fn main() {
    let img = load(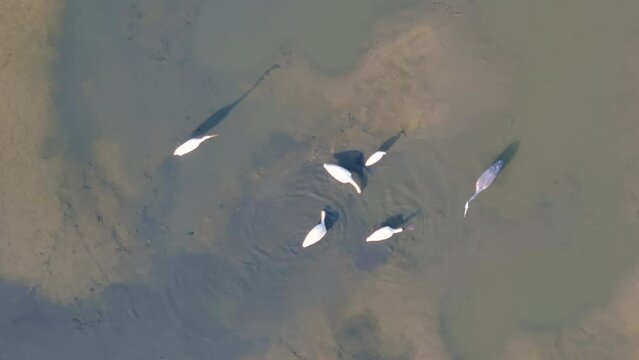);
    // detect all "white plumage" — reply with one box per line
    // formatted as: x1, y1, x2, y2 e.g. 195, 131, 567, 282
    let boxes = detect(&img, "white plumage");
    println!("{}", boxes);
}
366, 226, 404, 242
302, 210, 327, 248
173, 135, 217, 156
323, 163, 361, 194
364, 151, 386, 167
